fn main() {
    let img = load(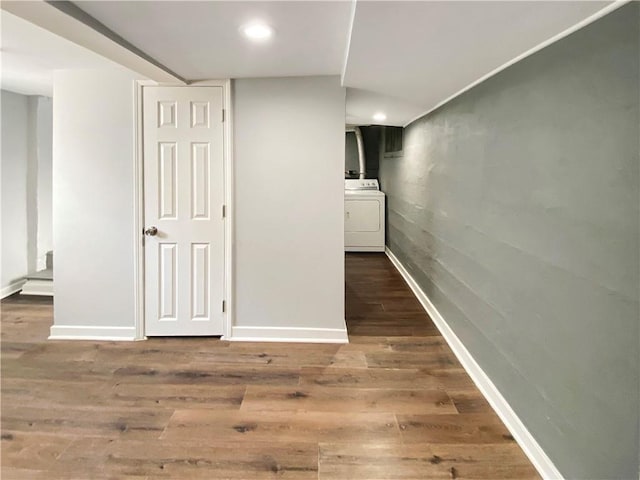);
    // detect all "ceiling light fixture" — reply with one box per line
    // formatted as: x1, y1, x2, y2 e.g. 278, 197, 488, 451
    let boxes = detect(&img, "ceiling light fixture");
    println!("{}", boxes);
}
373, 112, 387, 122
241, 22, 274, 41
